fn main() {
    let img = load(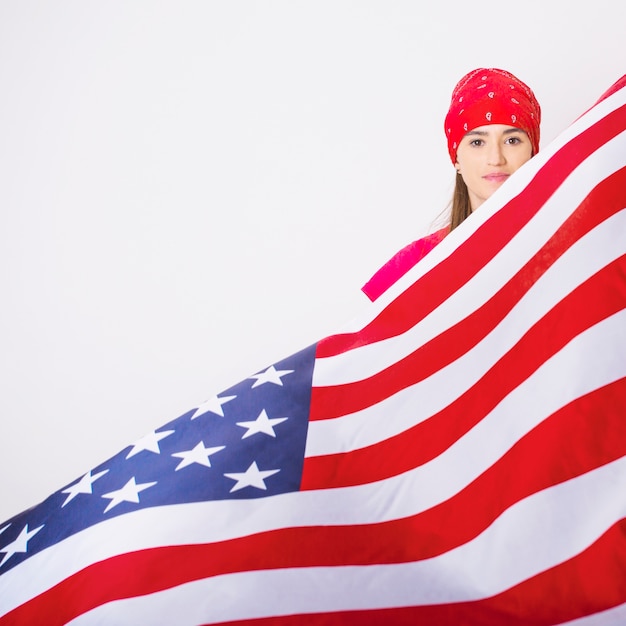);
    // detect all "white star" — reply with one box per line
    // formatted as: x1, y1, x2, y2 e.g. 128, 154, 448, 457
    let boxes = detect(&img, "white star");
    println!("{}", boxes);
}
236, 409, 288, 439
171, 441, 226, 471
0, 524, 44, 567
224, 461, 280, 493
248, 365, 294, 388
101, 477, 157, 513
126, 429, 175, 459
61, 469, 109, 507
191, 394, 236, 419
